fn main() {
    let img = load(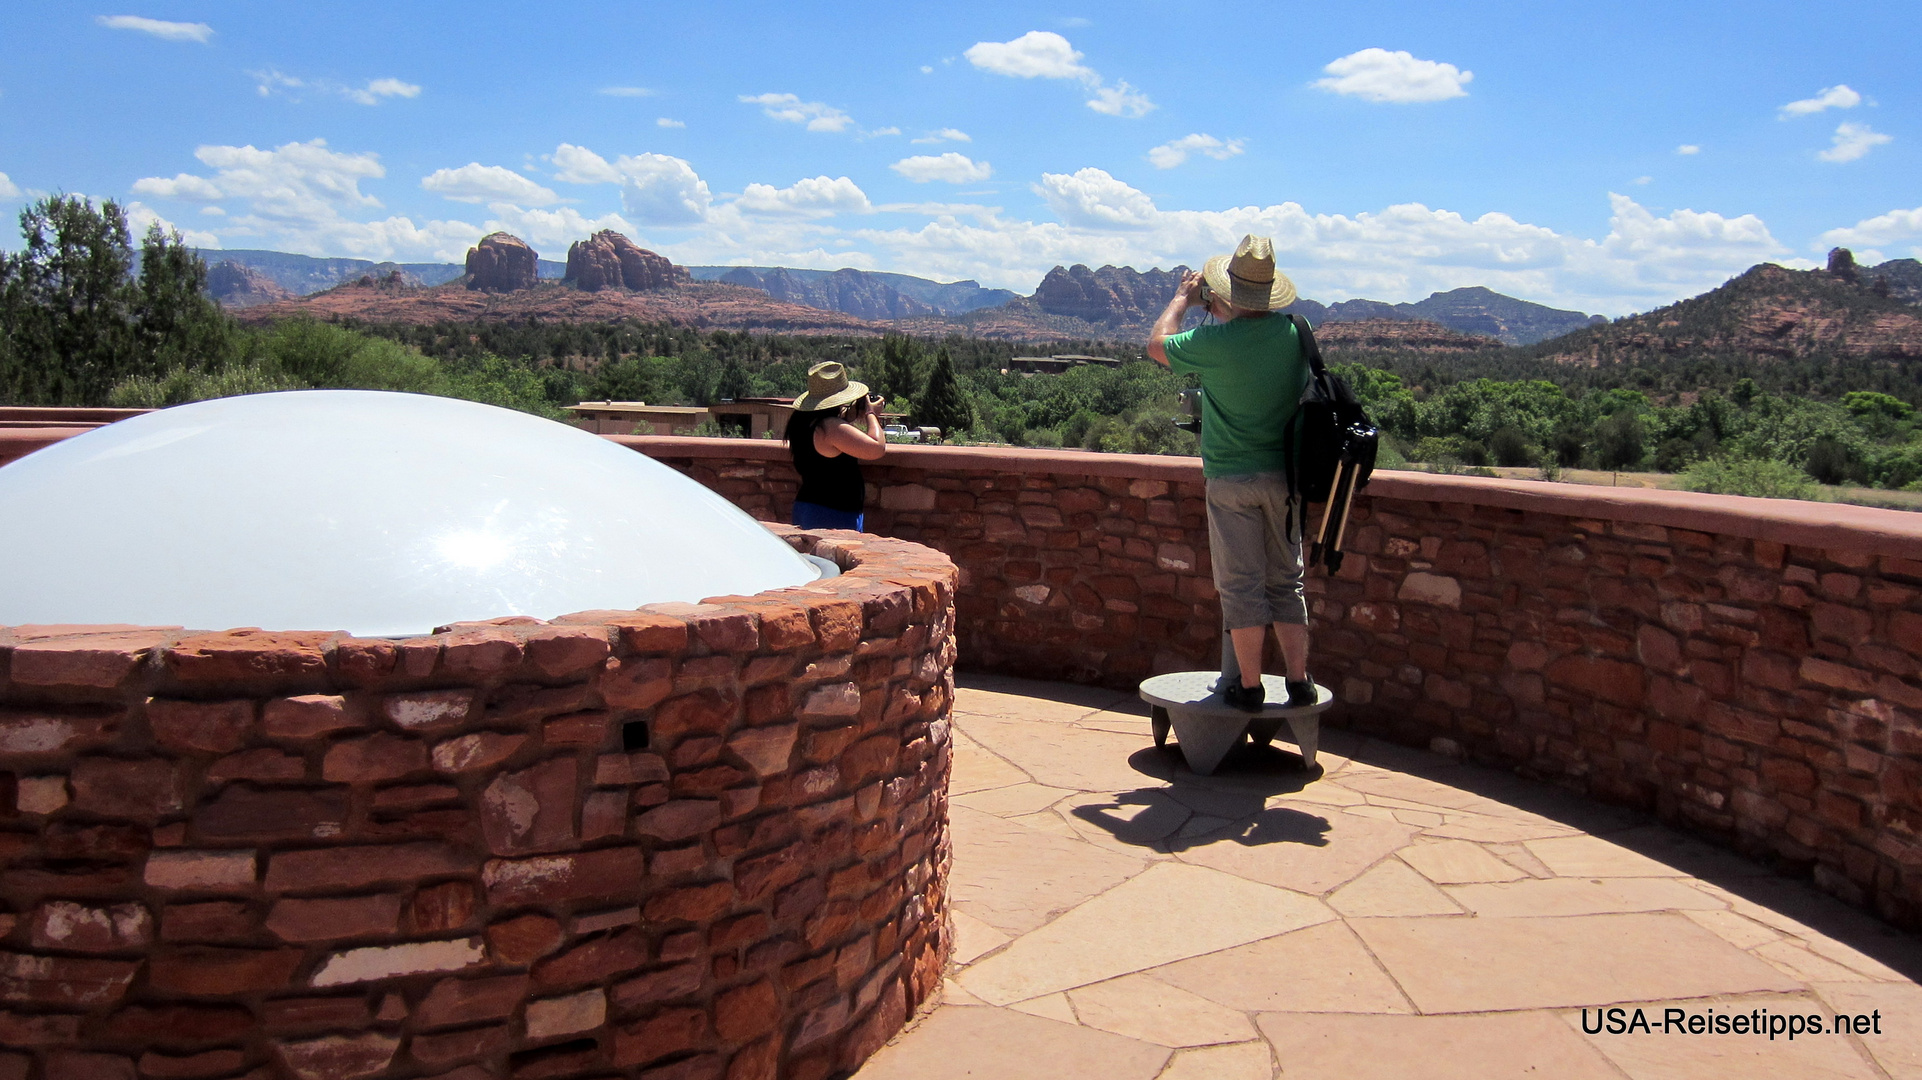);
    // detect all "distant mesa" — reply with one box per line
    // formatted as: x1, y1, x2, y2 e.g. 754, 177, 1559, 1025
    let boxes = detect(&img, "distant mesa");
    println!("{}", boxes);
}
718, 266, 935, 320
205, 260, 294, 309
1033, 264, 1192, 326
565, 230, 687, 292
465, 232, 540, 293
